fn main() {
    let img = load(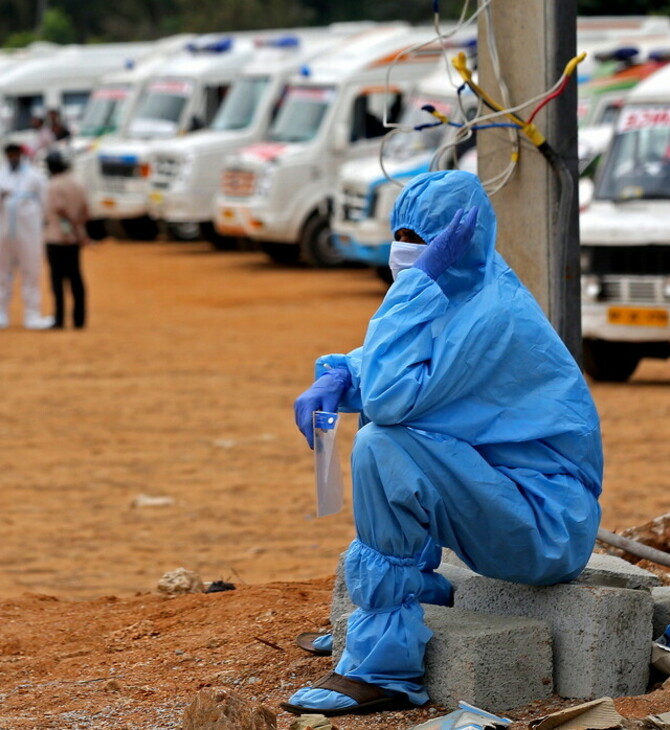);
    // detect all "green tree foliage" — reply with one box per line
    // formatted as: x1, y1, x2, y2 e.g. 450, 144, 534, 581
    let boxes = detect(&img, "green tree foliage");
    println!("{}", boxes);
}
4, 30, 39, 49
41, 8, 76, 44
